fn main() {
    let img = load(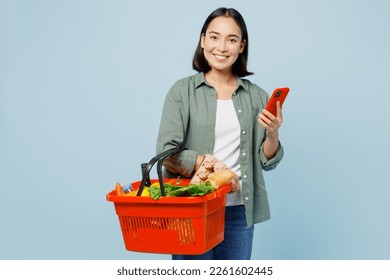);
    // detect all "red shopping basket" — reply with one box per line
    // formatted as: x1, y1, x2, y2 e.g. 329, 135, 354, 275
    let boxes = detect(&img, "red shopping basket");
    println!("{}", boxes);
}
106, 147, 231, 255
